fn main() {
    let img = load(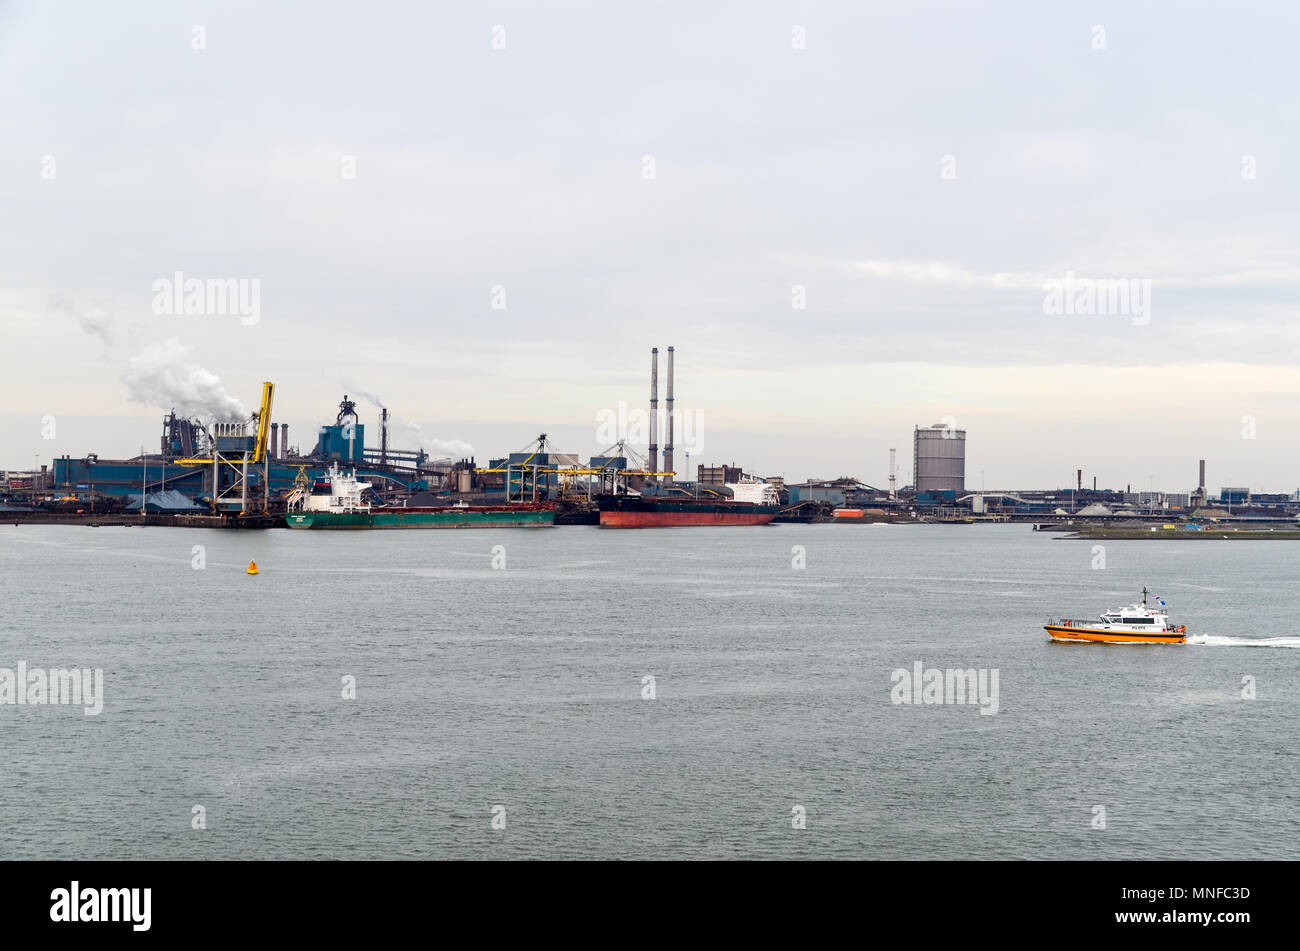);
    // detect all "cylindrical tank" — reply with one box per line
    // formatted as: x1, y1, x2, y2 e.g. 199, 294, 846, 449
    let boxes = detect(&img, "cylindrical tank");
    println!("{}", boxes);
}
913, 423, 966, 493
457, 469, 472, 493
